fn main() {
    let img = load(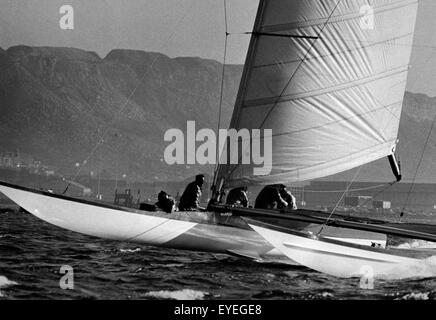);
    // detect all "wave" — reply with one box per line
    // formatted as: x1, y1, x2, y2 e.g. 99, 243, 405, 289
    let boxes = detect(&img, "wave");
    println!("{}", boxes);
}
144, 289, 208, 300
0, 275, 18, 298
394, 240, 436, 250
395, 292, 431, 300
378, 256, 436, 280
0, 276, 18, 288
119, 248, 142, 253
150, 263, 185, 268
0, 234, 17, 239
